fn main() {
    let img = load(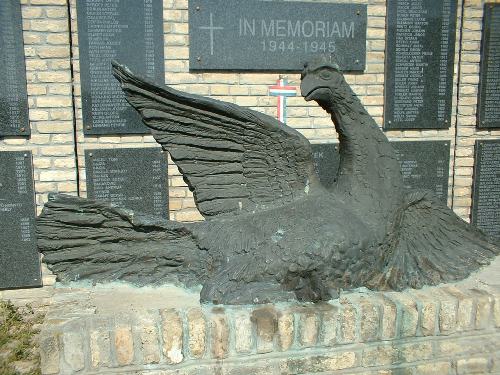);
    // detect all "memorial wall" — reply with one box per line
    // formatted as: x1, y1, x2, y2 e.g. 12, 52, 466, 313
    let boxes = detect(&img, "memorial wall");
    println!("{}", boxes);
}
0, 0, 499, 288
69, 0, 464, 223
